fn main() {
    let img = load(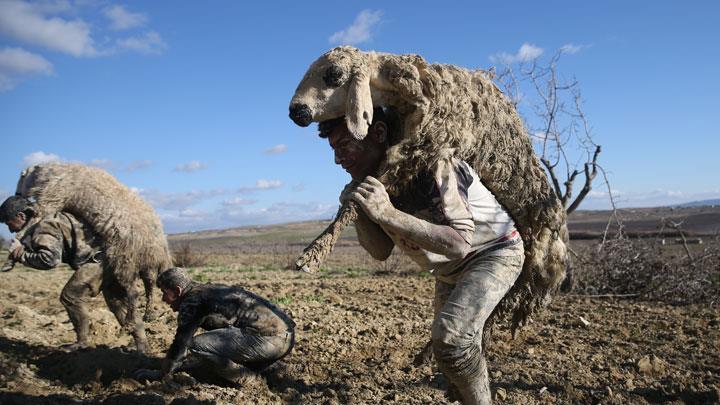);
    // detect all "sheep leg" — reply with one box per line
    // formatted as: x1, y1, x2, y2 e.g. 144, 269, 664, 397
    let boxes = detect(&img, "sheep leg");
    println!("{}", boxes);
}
103, 280, 148, 353
140, 267, 159, 322
294, 201, 359, 273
